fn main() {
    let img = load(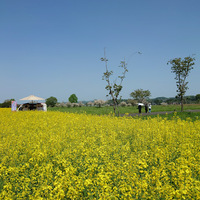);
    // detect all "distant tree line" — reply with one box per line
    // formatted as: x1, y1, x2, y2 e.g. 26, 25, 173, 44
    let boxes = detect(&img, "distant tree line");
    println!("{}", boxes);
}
126, 95, 200, 105
149, 95, 200, 105
1, 94, 200, 108
0, 99, 15, 108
